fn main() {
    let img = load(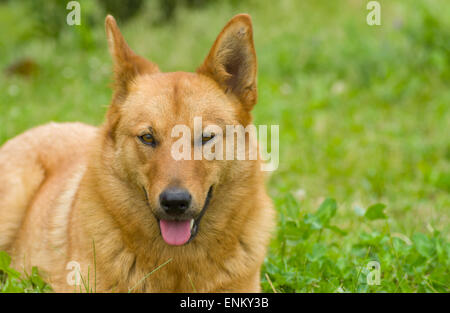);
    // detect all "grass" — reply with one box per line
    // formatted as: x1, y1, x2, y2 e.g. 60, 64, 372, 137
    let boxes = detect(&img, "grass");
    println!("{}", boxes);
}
0, 0, 449, 292
0, 251, 51, 293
